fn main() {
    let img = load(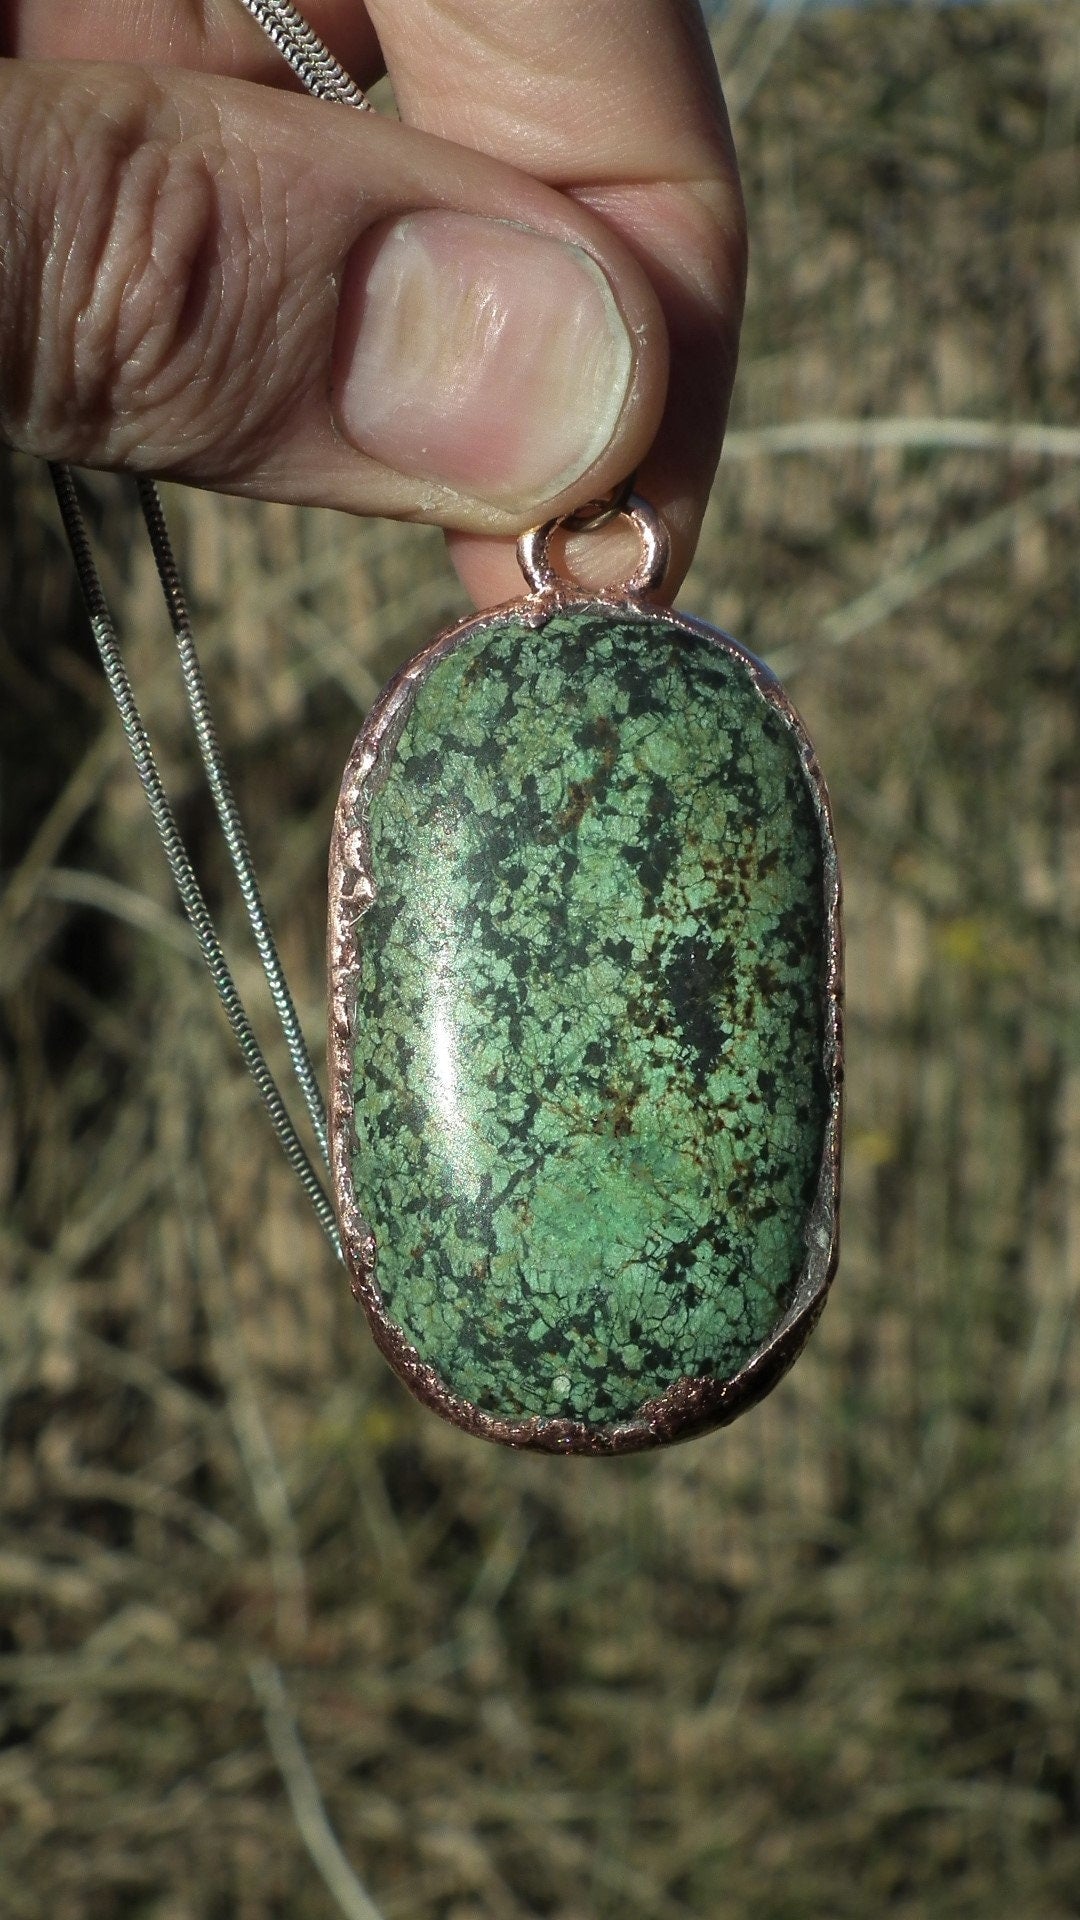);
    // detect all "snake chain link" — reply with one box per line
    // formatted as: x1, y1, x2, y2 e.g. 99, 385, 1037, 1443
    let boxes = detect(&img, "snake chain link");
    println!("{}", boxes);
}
135, 475, 331, 1168
52, 0, 372, 1253
50, 466, 343, 1259
234, 0, 371, 107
